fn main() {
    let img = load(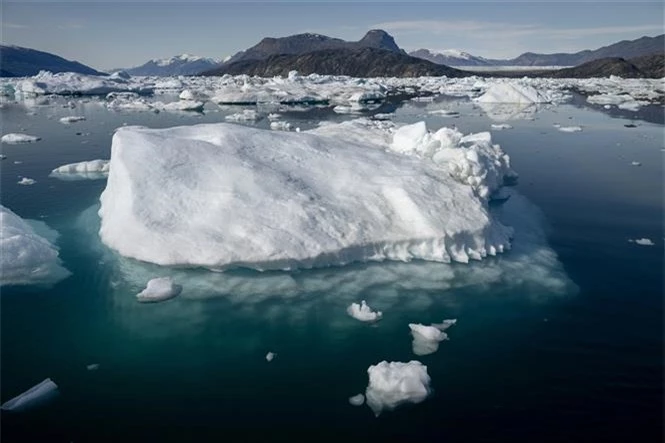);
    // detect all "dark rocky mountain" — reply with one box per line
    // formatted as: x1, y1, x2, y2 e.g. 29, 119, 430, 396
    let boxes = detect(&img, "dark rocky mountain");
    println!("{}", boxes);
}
502, 34, 664, 66
203, 47, 466, 78
0, 45, 104, 77
549, 57, 645, 78
629, 54, 665, 78
409, 48, 495, 67
122, 54, 220, 76
223, 29, 405, 65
